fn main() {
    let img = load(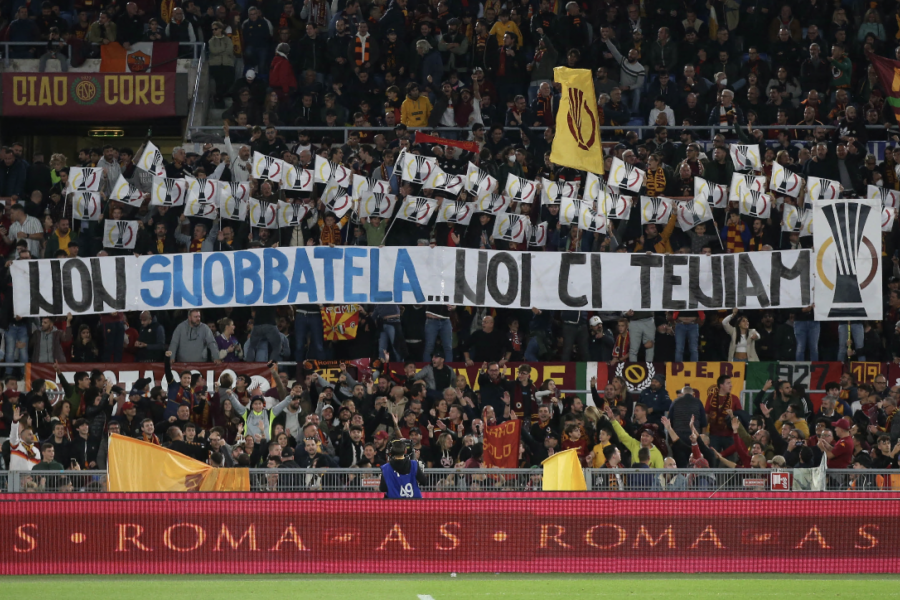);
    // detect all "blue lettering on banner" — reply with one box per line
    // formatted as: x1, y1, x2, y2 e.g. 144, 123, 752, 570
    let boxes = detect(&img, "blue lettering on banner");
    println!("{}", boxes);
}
140, 255, 172, 307
288, 248, 317, 302
234, 251, 262, 304
394, 249, 424, 303
369, 248, 392, 302
344, 247, 367, 303
203, 253, 234, 305
314, 246, 343, 302
173, 254, 203, 306
263, 248, 289, 304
